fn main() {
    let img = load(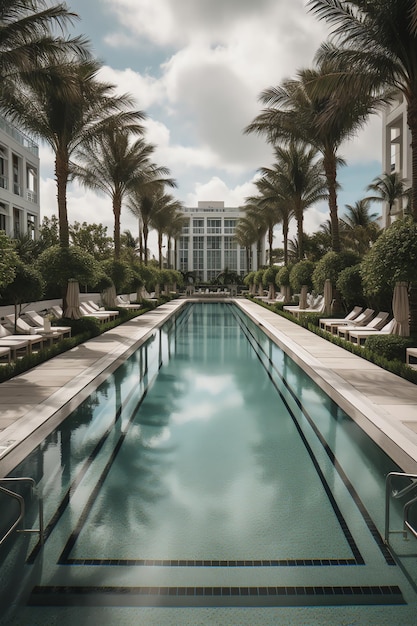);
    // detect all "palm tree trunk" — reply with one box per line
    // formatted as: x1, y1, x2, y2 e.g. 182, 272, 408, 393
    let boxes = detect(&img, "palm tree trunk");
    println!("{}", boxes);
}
296, 209, 304, 260
143, 223, 149, 265
407, 99, 417, 221
55, 150, 70, 249
158, 231, 163, 269
282, 216, 289, 266
324, 150, 341, 253
268, 226, 274, 266
113, 191, 122, 259
409, 283, 417, 336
